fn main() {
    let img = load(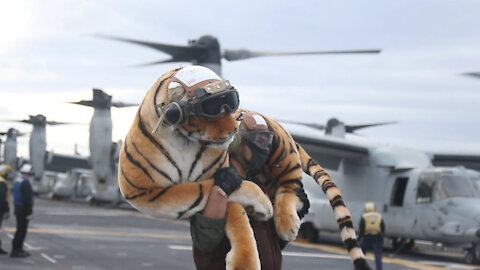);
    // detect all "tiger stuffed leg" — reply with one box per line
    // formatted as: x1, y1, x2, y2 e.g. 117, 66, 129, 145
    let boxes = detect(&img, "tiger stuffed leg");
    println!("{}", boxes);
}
118, 66, 273, 269
234, 111, 370, 270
